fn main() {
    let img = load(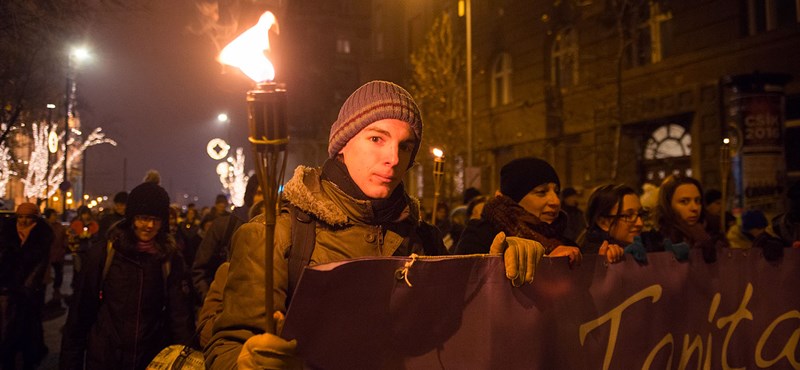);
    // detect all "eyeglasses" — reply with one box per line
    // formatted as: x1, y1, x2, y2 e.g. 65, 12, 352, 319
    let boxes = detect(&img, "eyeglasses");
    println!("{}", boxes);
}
605, 210, 648, 223
134, 215, 162, 224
